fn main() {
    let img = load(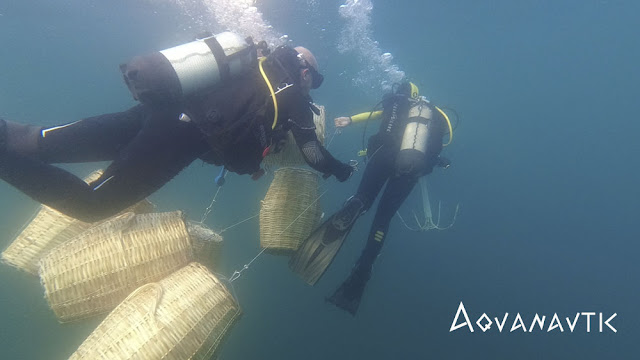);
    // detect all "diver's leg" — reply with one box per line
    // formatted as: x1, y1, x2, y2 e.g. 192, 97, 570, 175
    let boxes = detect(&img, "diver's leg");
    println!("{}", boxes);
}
360, 174, 418, 268
2, 105, 145, 161
1, 119, 41, 156
0, 106, 209, 222
327, 146, 395, 233
38, 105, 148, 163
328, 146, 395, 238
352, 145, 395, 210
328, 173, 418, 315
